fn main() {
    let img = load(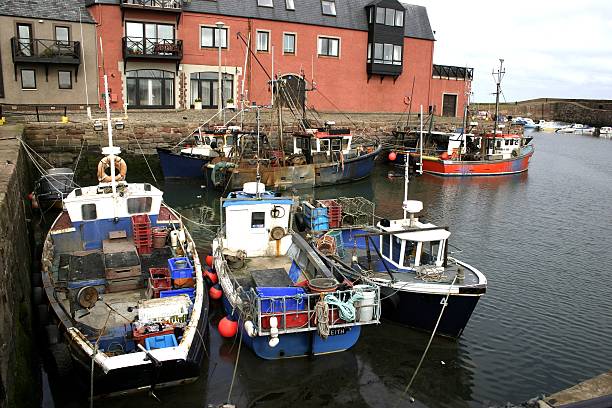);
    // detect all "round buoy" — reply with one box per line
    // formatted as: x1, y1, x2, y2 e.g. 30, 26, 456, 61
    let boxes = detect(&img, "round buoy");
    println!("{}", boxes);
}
27, 192, 34, 201
388, 152, 397, 161
209, 283, 223, 300
205, 255, 214, 267
218, 316, 238, 338
204, 270, 218, 284
439, 152, 450, 160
